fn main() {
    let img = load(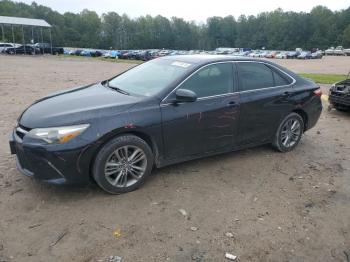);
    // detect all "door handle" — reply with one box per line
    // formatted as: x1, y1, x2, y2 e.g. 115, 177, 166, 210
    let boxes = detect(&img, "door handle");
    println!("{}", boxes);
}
283, 91, 291, 96
227, 101, 238, 107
